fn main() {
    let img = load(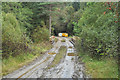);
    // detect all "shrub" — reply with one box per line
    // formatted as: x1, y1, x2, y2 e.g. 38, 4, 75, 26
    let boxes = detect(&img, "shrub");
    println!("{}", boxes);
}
31, 26, 49, 43
2, 12, 30, 58
74, 3, 118, 58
